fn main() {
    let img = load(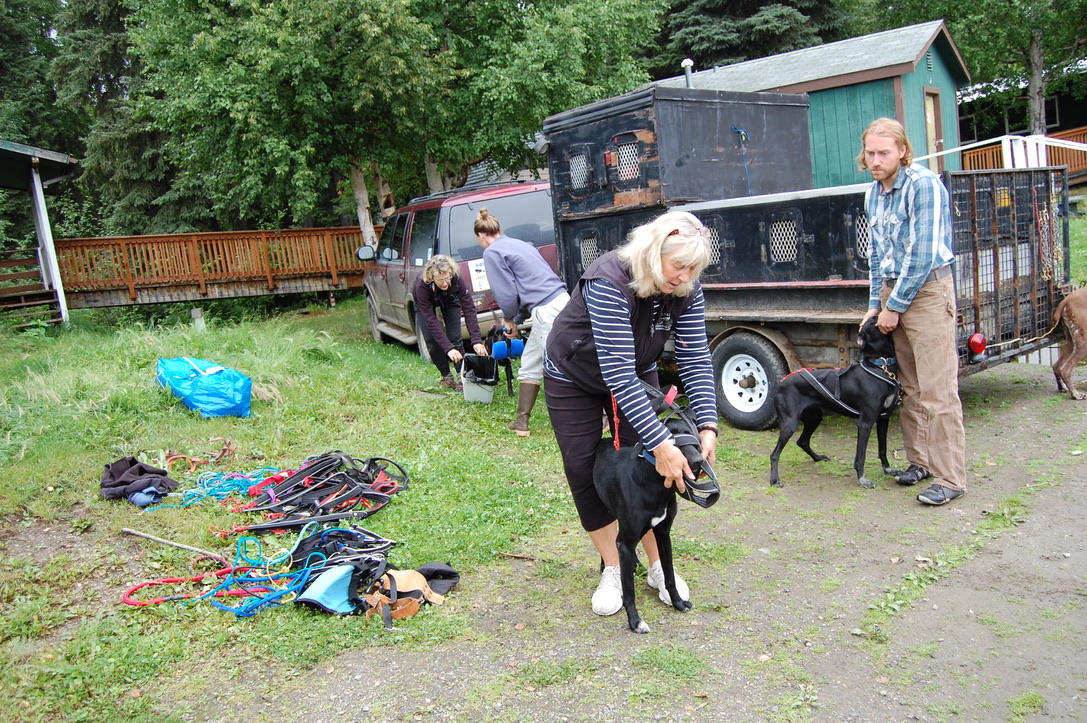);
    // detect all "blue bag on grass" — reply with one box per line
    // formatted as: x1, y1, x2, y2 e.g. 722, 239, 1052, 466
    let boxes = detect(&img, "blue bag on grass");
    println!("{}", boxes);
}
156, 357, 252, 418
